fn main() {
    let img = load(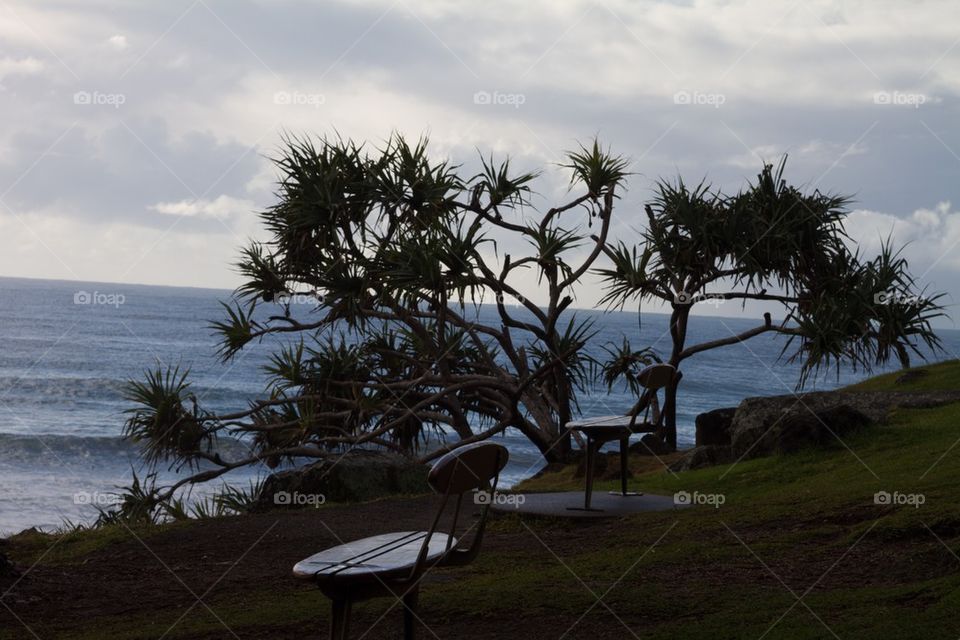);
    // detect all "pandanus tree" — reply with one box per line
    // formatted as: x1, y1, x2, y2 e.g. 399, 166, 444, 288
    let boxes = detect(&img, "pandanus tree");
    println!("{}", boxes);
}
597, 158, 944, 450
123, 134, 630, 500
